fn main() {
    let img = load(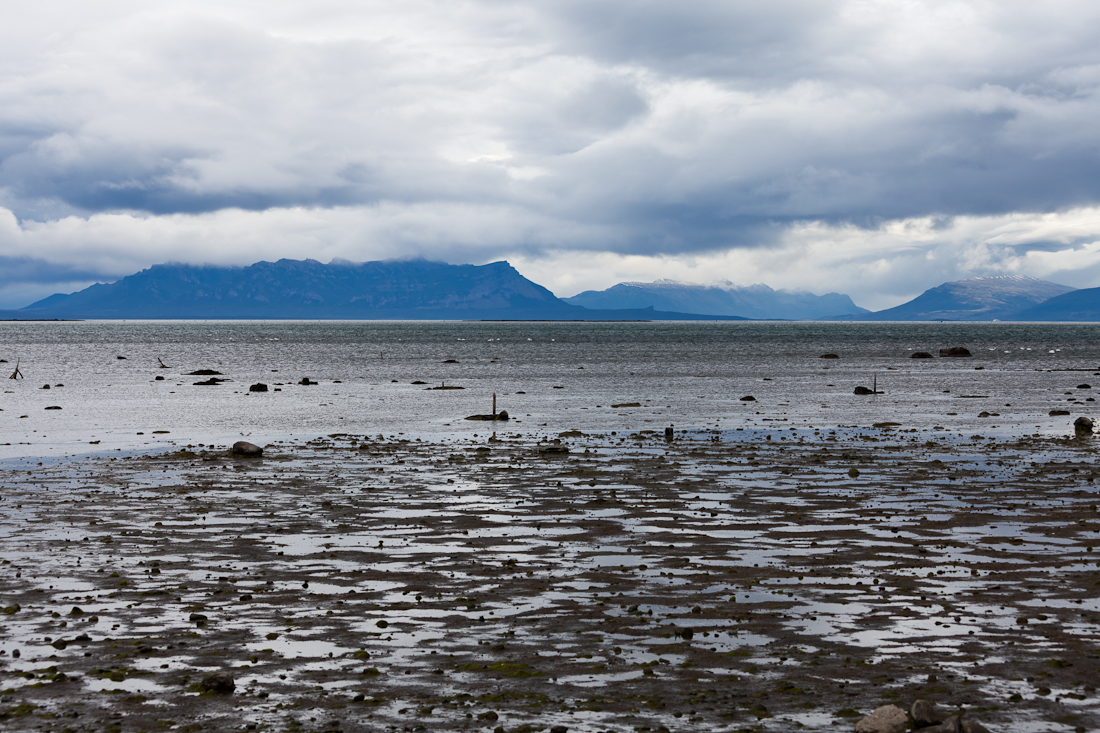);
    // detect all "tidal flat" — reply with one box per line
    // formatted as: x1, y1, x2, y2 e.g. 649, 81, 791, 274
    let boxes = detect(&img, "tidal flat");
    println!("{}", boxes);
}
1, 425, 1098, 733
